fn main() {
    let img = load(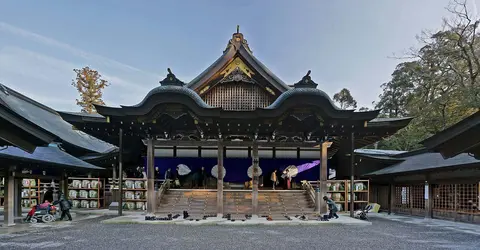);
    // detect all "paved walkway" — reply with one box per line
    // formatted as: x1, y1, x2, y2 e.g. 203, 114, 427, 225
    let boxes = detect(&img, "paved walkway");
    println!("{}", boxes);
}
370, 213, 480, 236
2, 215, 480, 249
